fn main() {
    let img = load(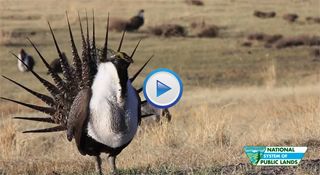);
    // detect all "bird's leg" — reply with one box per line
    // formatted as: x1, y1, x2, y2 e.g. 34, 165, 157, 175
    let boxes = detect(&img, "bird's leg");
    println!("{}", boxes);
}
108, 155, 117, 173
162, 109, 172, 122
95, 155, 103, 175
